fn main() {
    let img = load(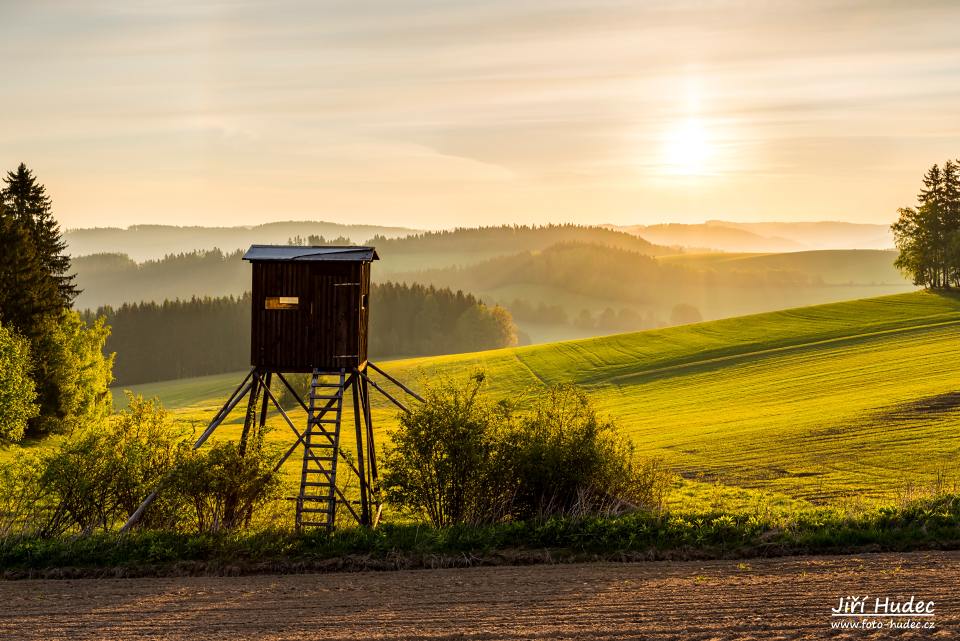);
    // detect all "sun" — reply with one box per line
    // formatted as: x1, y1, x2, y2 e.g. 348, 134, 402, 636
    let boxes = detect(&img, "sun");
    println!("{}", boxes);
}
661, 117, 713, 176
